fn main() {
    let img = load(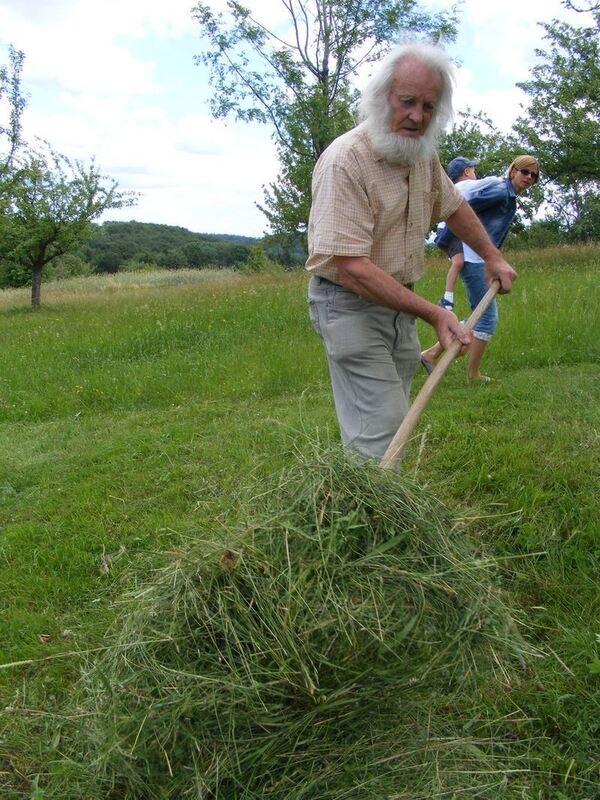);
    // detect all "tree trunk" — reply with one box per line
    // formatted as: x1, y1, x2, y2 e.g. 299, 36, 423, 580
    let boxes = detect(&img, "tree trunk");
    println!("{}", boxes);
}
31, 266, 43, 308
